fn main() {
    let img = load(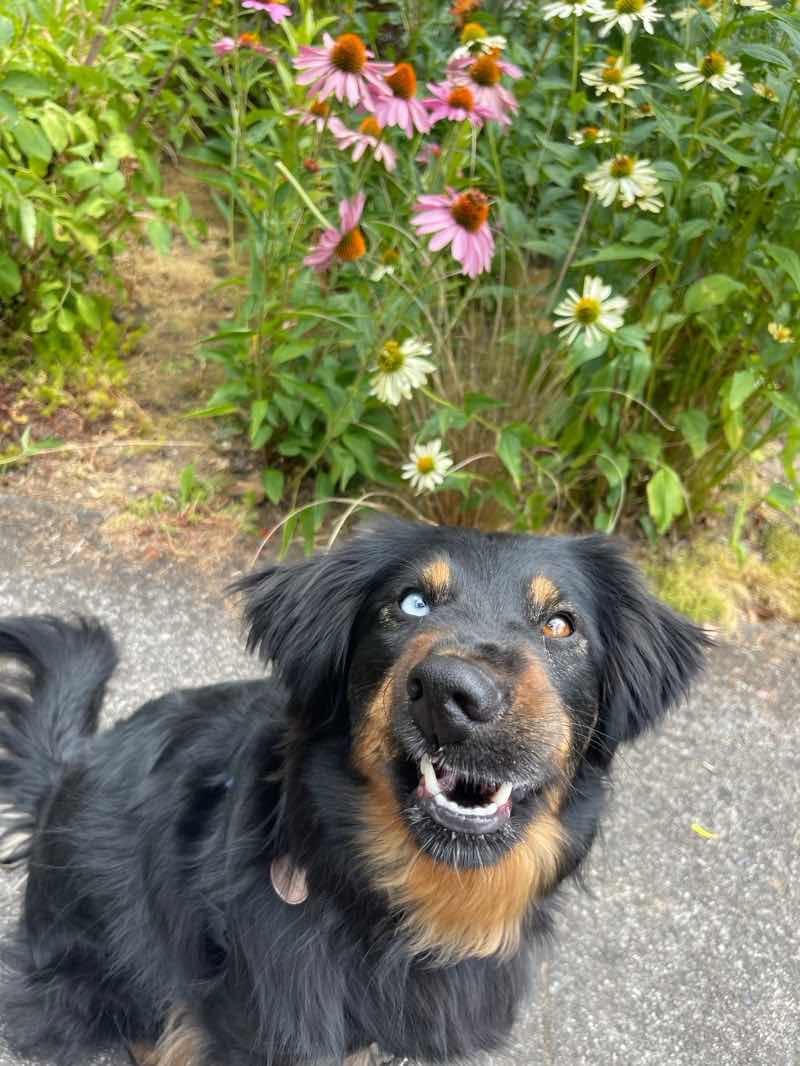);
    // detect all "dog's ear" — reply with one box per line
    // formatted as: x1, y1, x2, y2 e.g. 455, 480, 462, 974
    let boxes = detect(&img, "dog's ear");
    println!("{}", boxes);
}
233, 520, 418, 713
577, 536, 710, 748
